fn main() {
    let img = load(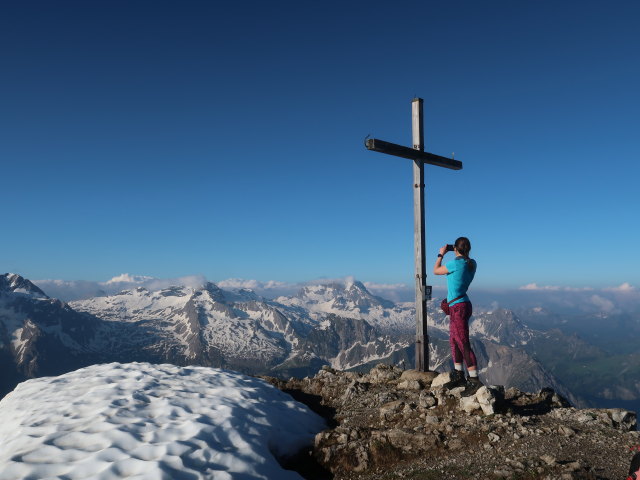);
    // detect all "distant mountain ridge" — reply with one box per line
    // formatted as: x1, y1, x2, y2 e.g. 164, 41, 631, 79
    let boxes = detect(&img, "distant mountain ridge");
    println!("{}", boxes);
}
0, 273, 604, 407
